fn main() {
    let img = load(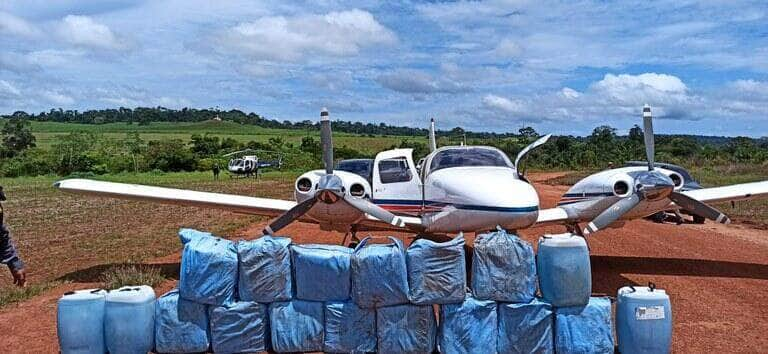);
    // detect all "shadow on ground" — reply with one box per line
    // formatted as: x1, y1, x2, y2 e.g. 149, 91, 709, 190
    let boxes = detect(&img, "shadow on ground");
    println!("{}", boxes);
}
56, 262, 180, 283
591, 255, 768, 294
